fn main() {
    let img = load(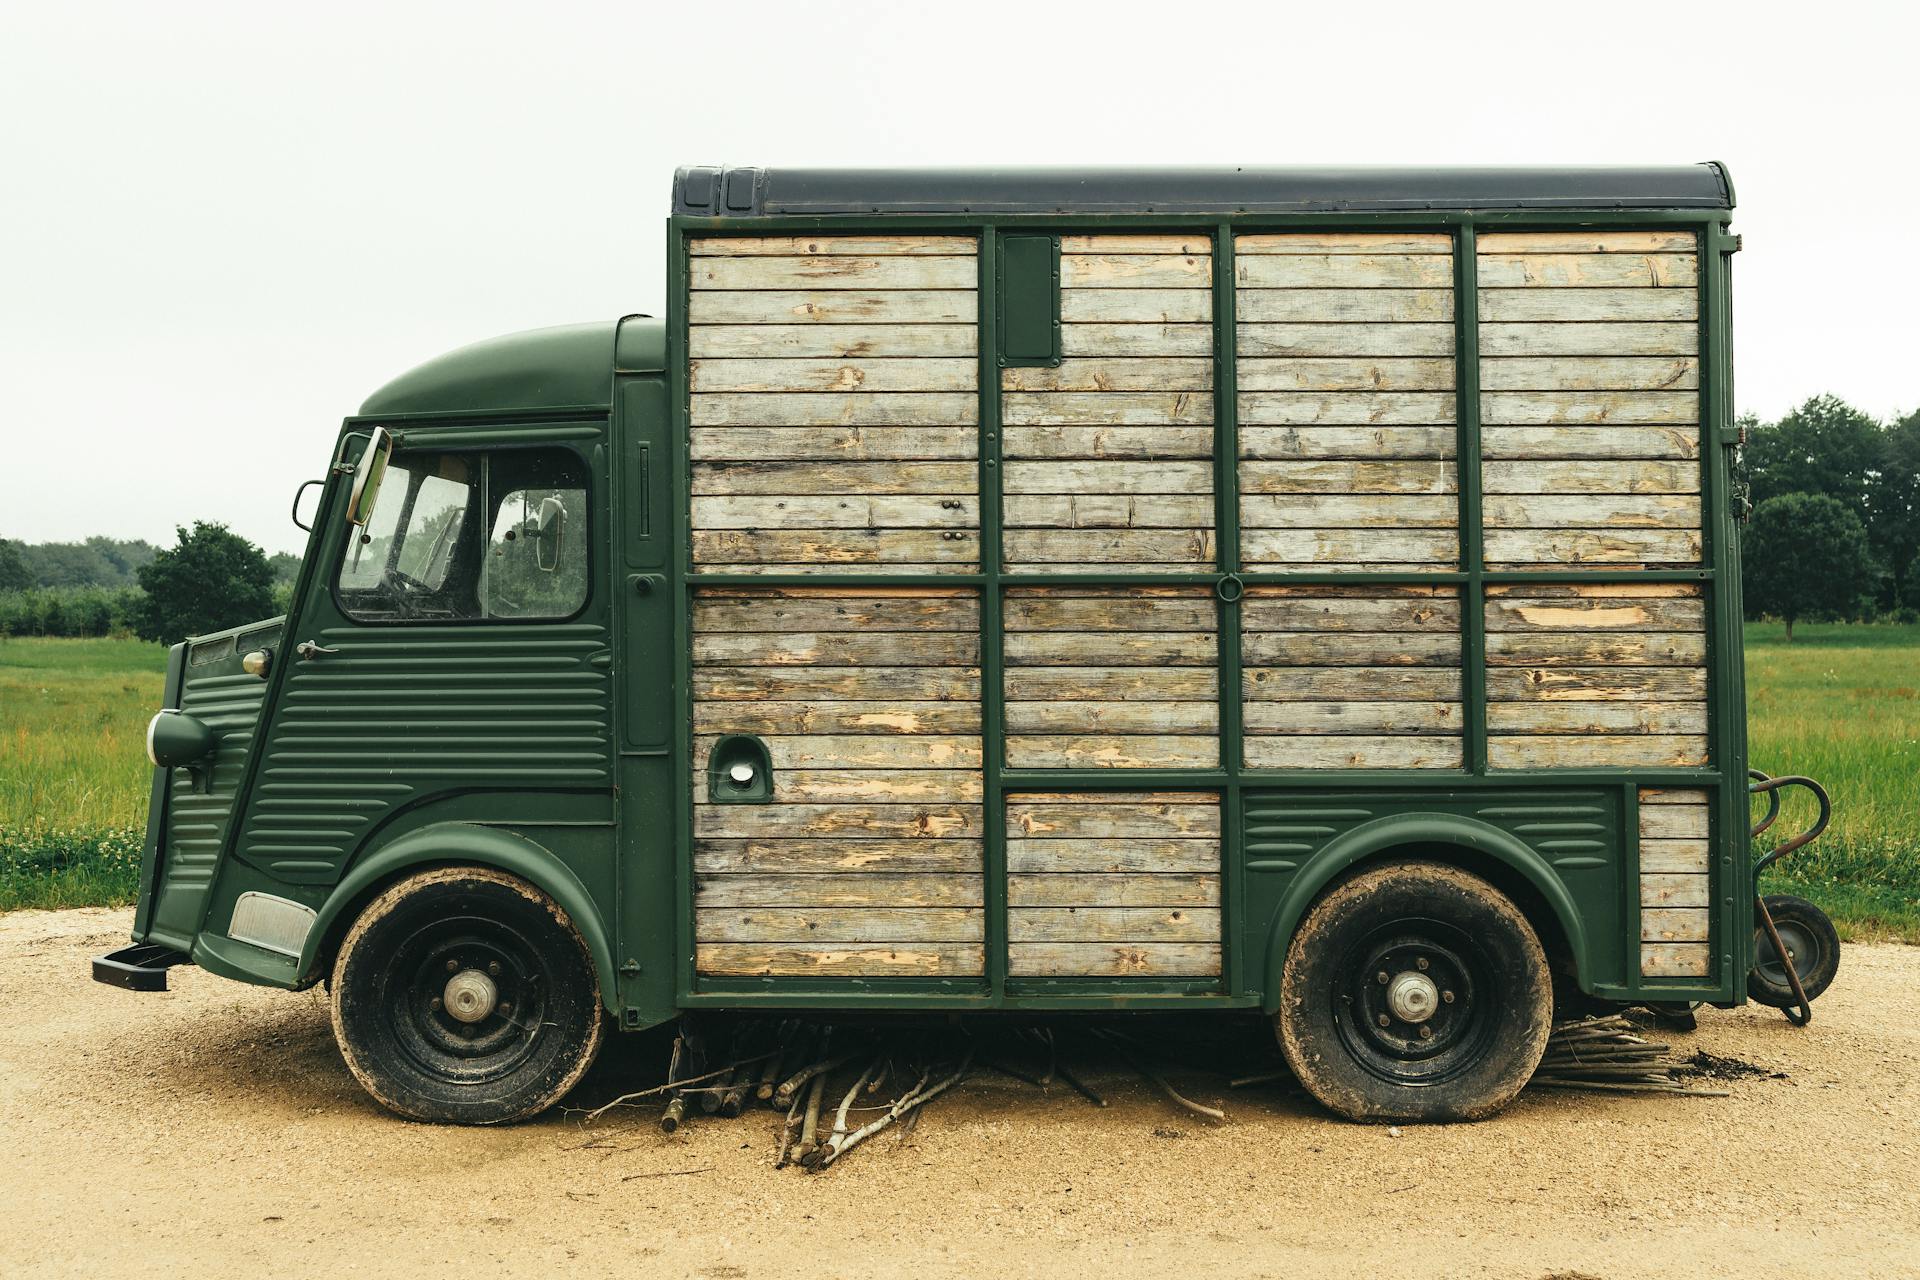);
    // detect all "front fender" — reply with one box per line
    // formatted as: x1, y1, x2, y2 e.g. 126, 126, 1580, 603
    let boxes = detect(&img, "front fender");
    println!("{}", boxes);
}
297, 822, 619, 1014
1260, 812, 1592, 1013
